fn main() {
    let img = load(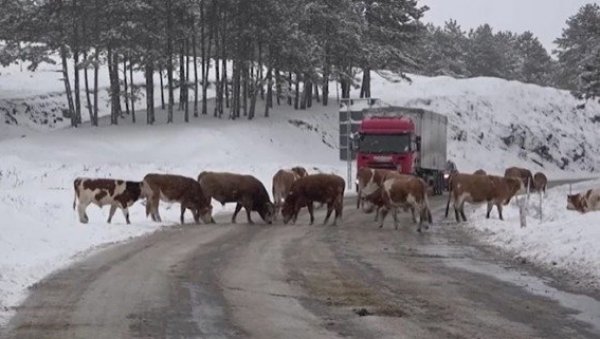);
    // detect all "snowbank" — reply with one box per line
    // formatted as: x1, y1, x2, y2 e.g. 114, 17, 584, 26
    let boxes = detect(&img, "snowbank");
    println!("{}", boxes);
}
463, 180, 600, 285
